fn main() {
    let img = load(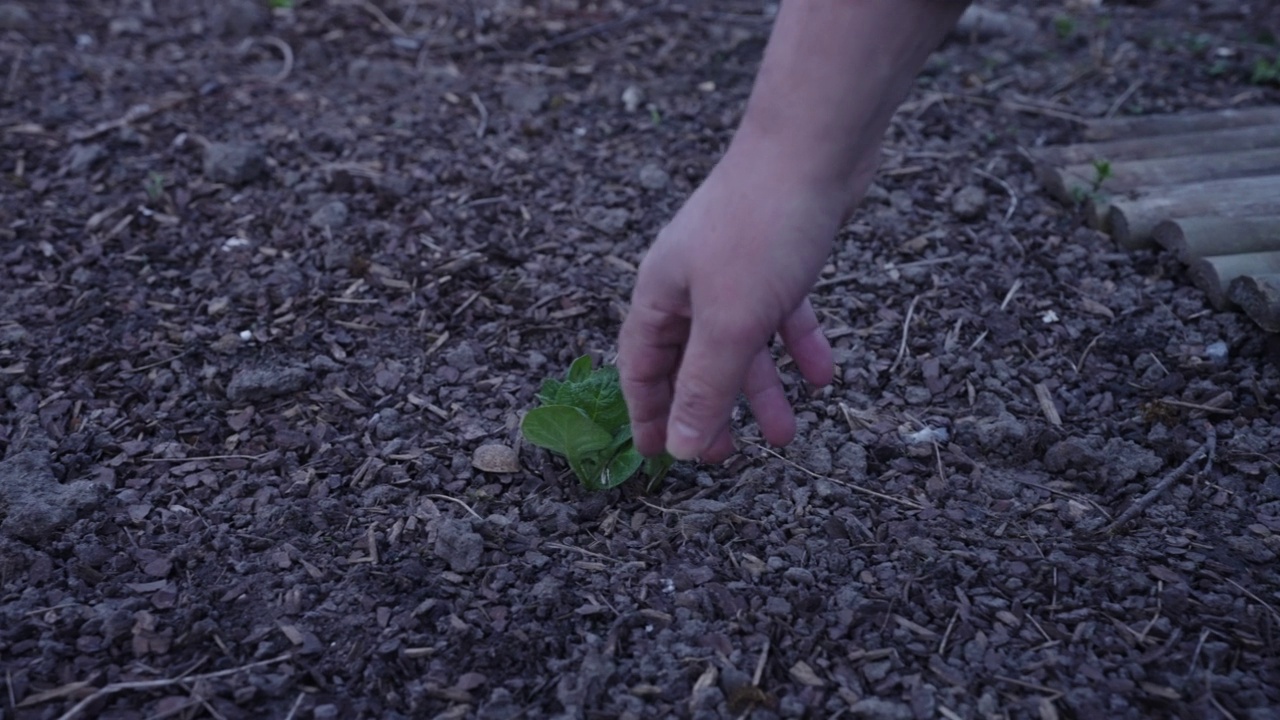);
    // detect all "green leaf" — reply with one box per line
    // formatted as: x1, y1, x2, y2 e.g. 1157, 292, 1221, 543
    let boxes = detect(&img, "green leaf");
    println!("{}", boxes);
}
569, 454, 606, 490
643, 453, 674, 484
531, 358, 629, 434
520, 405, 612, 459
599, 444, 645, 489
566, 354, 594, 383
558, 366, 630, 433
536, 377, 564, 405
